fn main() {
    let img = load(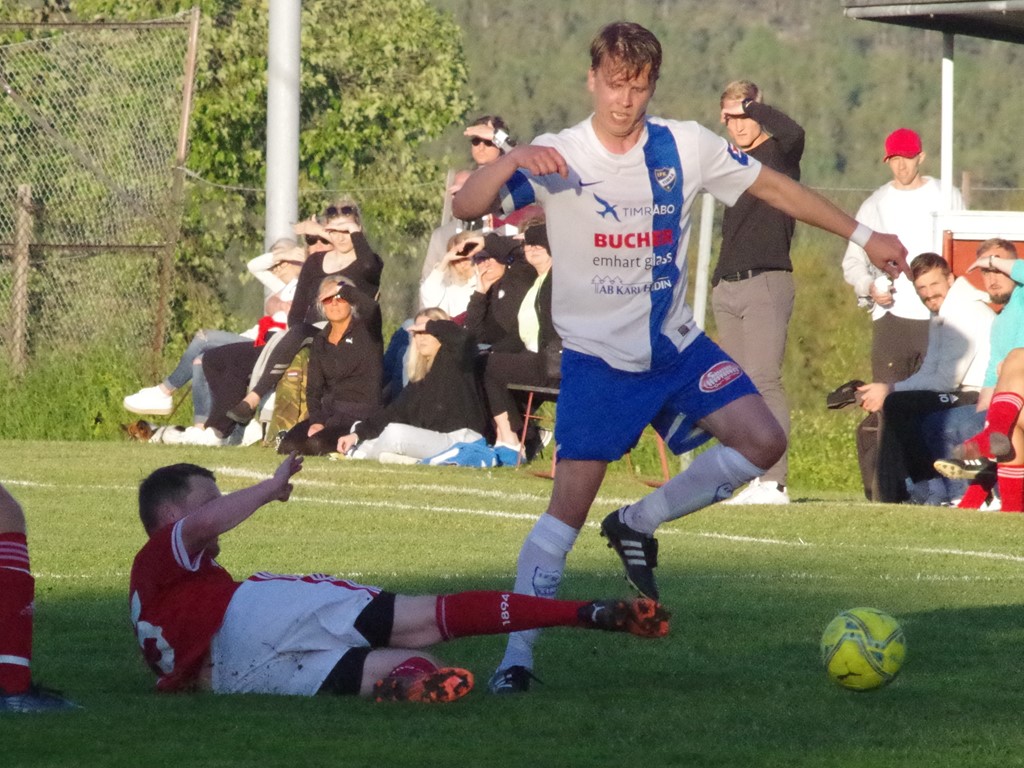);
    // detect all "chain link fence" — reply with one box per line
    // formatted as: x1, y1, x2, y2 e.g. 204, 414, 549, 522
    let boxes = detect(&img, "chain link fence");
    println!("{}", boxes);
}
0, 12, 197, 376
